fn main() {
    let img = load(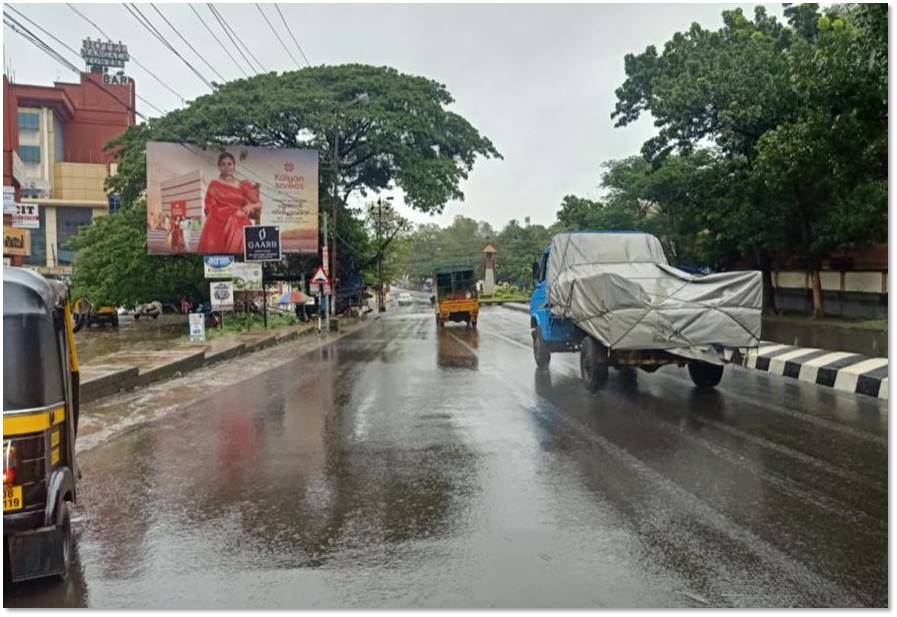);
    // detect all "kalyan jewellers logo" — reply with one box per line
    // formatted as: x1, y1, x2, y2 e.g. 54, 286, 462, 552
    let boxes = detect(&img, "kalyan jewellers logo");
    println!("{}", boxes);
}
275, 160, 303, 190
